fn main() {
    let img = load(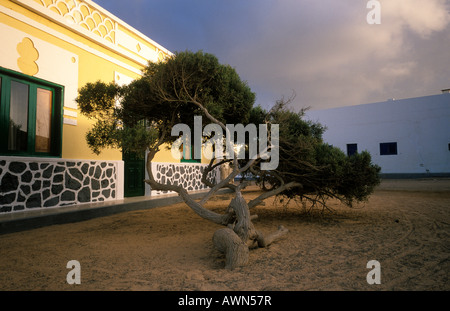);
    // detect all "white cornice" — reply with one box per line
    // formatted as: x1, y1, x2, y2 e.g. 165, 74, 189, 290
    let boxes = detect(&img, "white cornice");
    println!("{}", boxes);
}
83, 0, 171, 55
